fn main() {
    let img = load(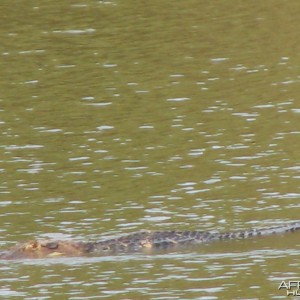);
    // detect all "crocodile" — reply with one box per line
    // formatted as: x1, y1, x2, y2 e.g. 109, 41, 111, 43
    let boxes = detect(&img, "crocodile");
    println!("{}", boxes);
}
1, 221, 300, 259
